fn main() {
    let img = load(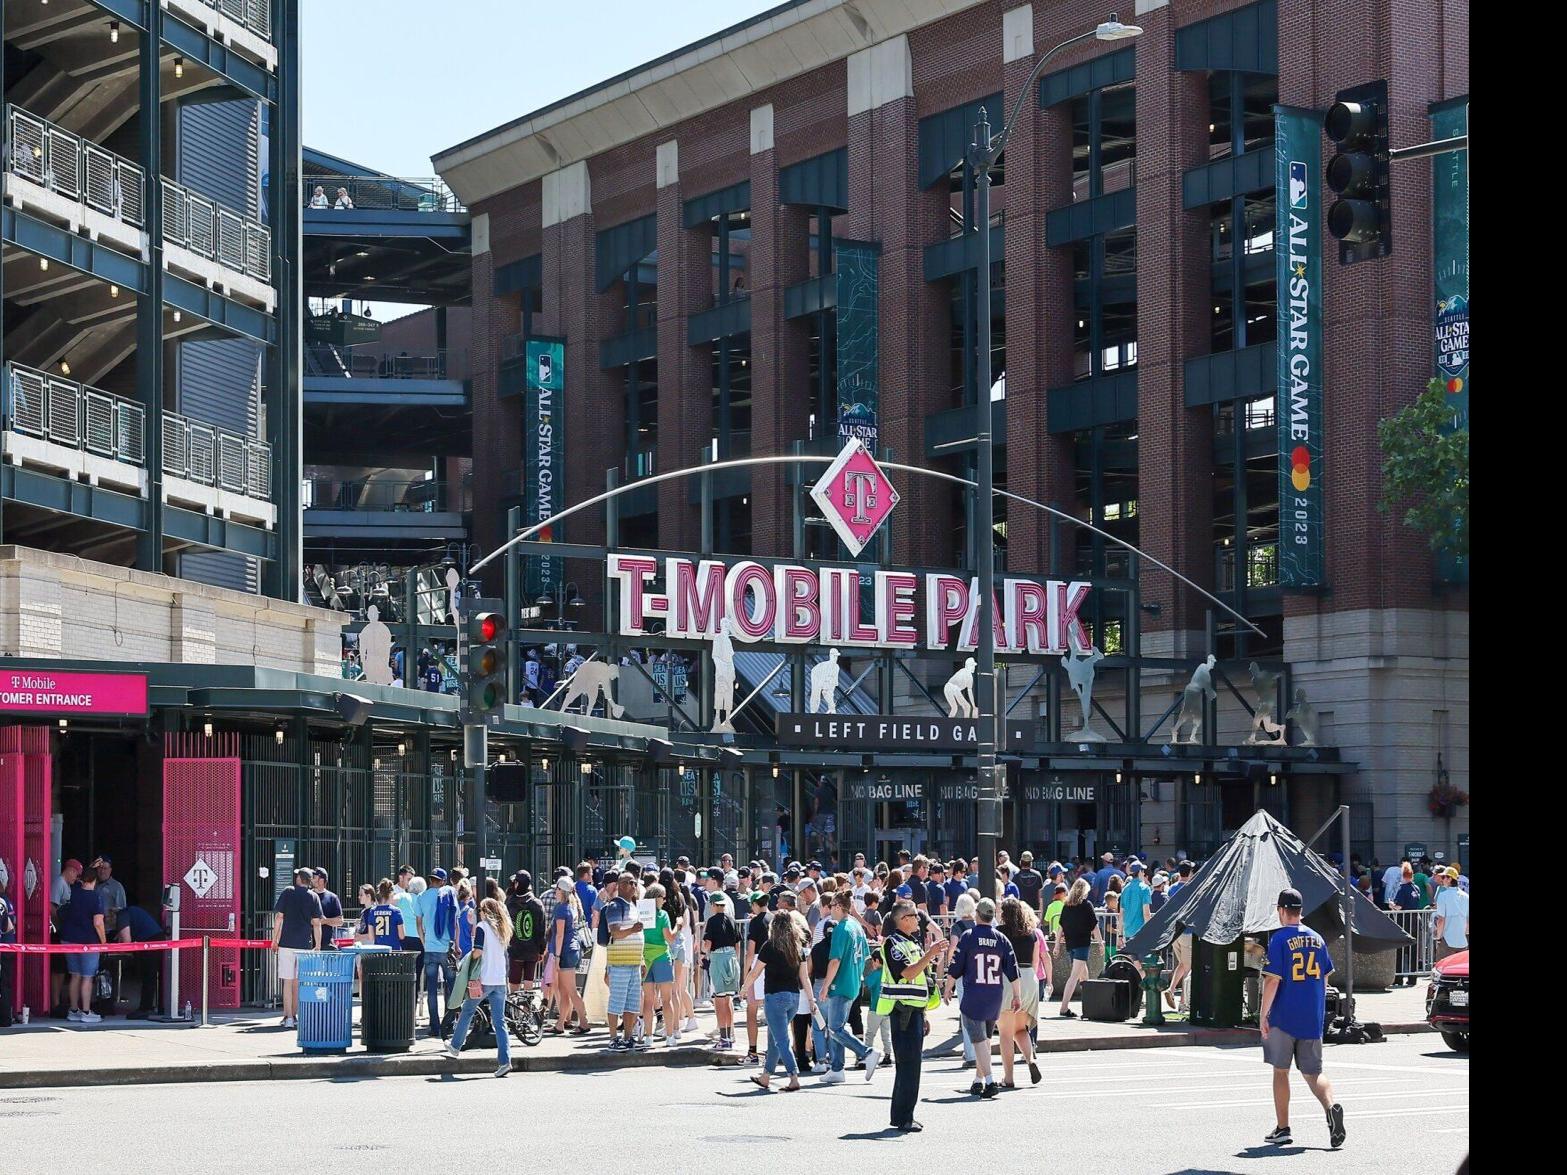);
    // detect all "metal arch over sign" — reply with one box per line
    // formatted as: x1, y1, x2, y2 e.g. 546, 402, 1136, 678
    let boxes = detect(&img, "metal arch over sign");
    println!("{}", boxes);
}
809, 438, 899, 556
